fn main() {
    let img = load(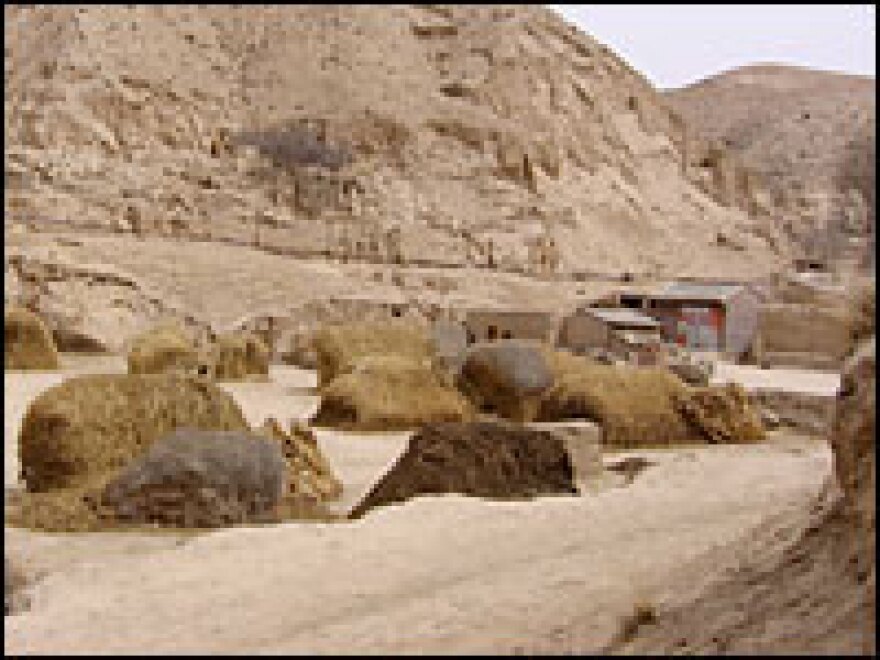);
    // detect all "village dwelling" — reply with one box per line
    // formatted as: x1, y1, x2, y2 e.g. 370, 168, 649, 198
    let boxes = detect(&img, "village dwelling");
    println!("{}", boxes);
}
558, 307, 663, 365
462, 308, 561, 345
644, 281, 759, 360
